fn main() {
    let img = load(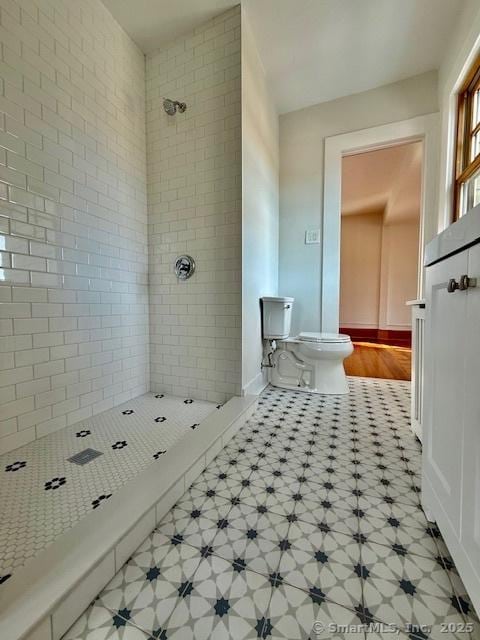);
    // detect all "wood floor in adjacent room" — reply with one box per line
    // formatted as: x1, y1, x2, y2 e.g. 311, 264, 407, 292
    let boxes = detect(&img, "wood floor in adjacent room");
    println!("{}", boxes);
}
344, 341, 412, 380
